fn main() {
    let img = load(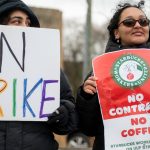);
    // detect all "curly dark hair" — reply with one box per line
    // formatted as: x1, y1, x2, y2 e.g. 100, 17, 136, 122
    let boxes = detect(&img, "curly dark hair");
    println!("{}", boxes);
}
107, 2, 149, 43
